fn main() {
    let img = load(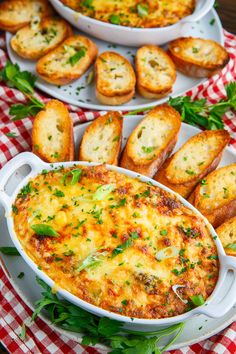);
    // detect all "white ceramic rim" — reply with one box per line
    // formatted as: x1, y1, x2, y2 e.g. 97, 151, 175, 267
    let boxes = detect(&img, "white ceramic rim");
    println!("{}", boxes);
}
51, 0, 214, 33
0, 152, 236, 326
